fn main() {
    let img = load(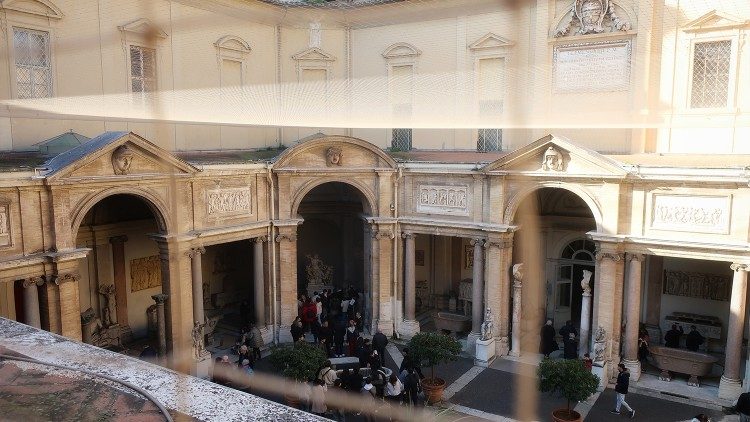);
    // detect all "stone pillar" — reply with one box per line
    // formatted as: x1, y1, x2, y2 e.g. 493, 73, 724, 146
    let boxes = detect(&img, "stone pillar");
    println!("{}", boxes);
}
153, 238, 192, 368
187, 247, 206, 325
485, 234, 513, 356
275, 230, 298, 343
109, 236, 129, 328
579, 270, 593, 357
253, 237, 266, 326
54, 272, 83, 341
593, 246, 623, 380
399, 232, 419, 338
152, 293, 168, 358
22, 276, 43, 328
622, 254, 644, 381
374, 226, 395, 336
719, 264, 748, 400
644, 255, 664, 344
467, 238, 485, 348
509, 264, 524, 357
